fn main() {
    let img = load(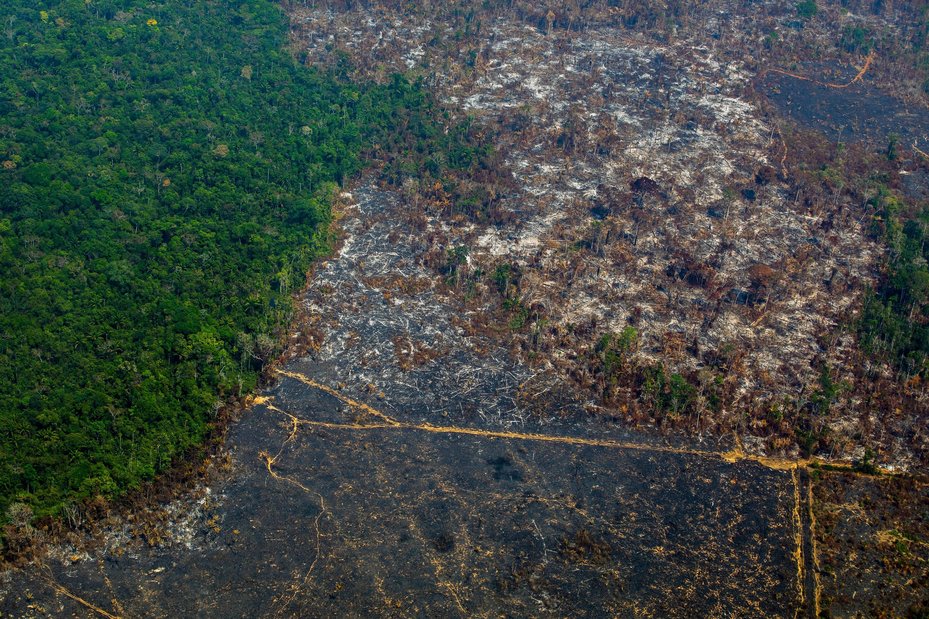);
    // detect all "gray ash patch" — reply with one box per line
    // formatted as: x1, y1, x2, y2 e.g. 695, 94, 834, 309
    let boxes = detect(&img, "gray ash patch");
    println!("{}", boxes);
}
294, 184, 554, 429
